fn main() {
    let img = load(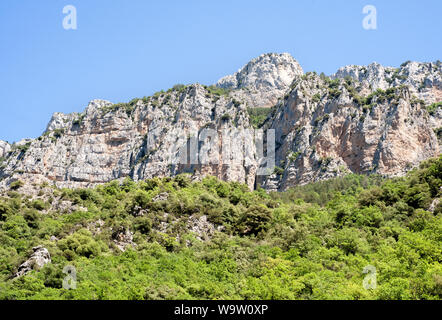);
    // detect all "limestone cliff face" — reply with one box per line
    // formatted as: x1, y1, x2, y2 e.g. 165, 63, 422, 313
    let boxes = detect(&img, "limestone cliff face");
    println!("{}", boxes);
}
332, 61, 442, 104
0, 85, 258, 190
0, 141, 10, 159
0, 54, 440, 192
217, 53, 304, 108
